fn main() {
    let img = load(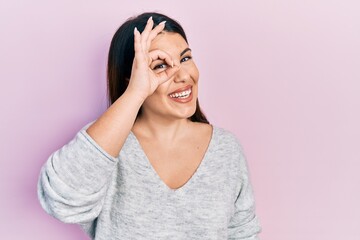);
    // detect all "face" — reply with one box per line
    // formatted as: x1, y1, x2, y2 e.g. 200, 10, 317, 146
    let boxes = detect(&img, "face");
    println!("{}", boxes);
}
141, 32, 199, 121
